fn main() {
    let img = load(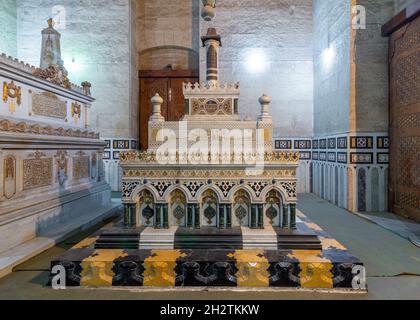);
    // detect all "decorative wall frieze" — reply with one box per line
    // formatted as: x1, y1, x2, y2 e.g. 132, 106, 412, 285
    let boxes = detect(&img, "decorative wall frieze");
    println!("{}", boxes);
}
275, 133, 390, 165
120, 151, 300, 165
183, 81, 240, 95
122, 178, 297, 204
0, 118, 99, 139
123, 168, 296, 180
